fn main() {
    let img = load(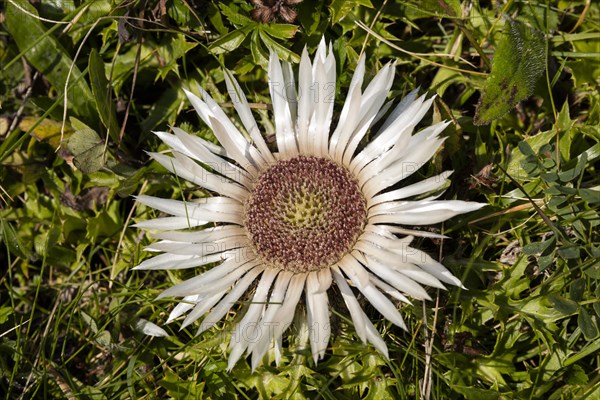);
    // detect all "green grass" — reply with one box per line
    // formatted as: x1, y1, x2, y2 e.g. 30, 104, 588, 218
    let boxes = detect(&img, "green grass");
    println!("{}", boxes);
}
1, 0, 599, 398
